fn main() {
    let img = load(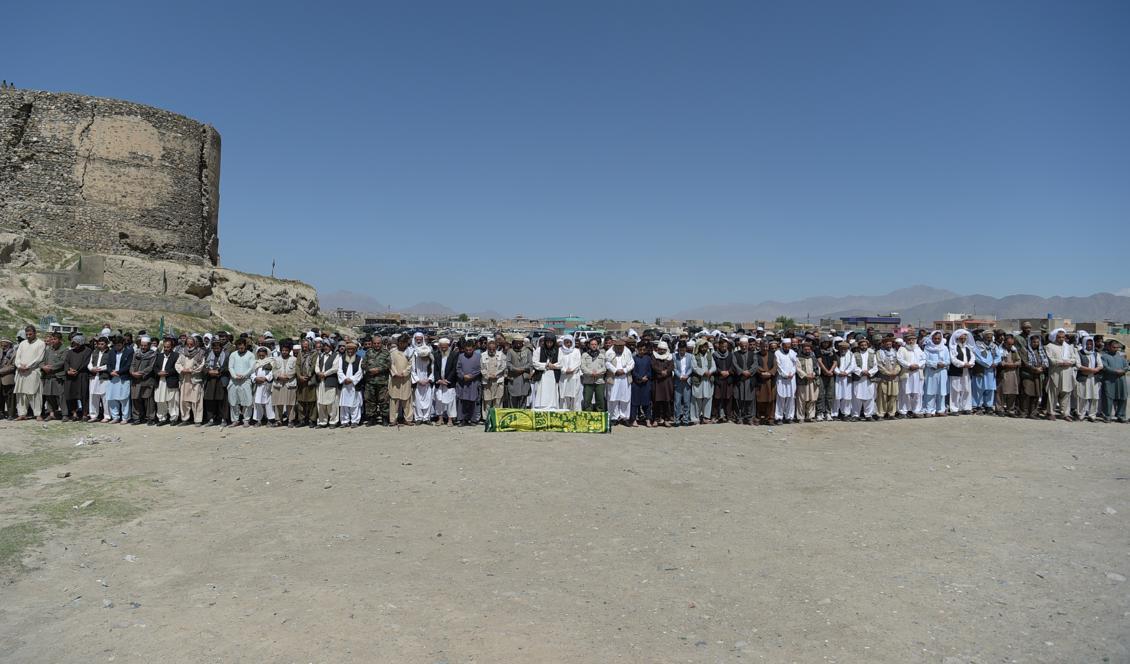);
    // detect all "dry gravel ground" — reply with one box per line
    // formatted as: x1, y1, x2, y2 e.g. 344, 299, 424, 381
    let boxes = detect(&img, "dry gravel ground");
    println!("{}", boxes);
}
0, 416, 1127, 664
